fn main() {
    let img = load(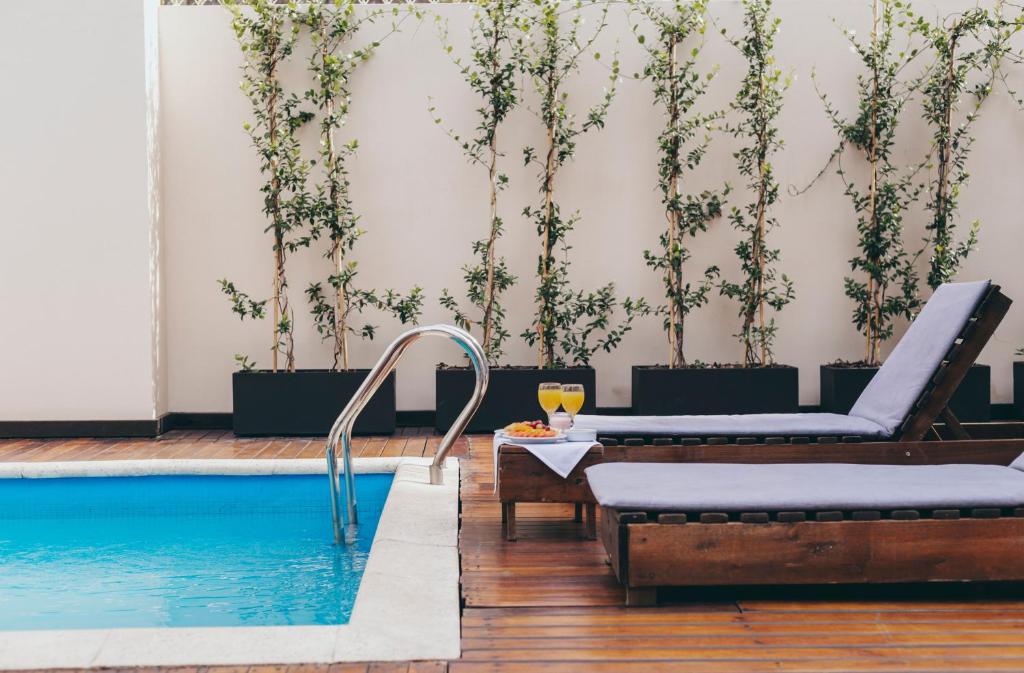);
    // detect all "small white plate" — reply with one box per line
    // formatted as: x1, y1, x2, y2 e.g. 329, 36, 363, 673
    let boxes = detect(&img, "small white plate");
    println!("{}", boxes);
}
497, 432, 566, 444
